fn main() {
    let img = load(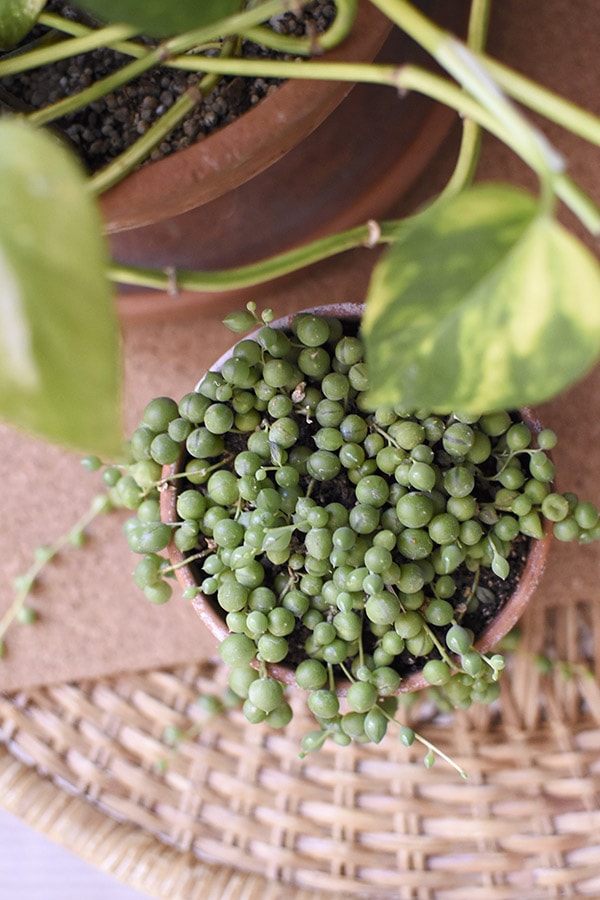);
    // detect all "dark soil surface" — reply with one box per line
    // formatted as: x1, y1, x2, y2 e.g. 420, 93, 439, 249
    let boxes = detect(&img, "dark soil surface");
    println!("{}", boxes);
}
2, 0, 336, 172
